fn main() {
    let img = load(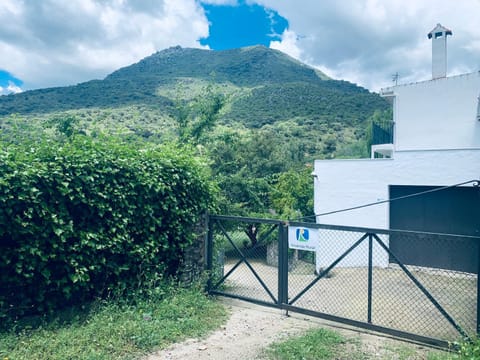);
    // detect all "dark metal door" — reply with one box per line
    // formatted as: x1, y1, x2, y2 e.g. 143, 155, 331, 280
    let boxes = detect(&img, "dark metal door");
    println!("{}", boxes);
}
389, 185, 479, 273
